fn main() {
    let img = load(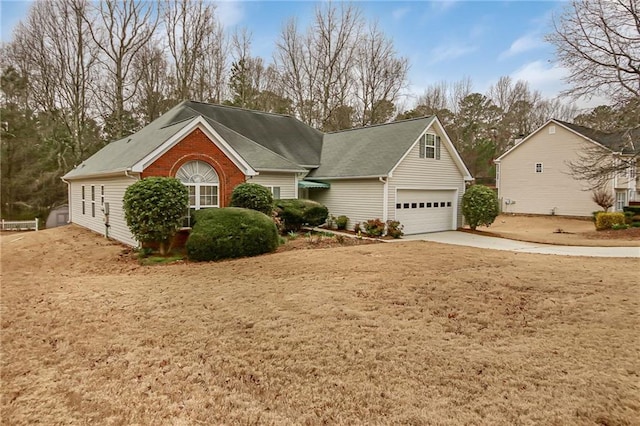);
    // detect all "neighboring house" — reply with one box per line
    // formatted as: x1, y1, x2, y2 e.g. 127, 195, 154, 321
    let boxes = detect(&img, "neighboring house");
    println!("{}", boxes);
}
495, 119, 638, 217
62, 101, 472, 246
